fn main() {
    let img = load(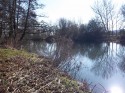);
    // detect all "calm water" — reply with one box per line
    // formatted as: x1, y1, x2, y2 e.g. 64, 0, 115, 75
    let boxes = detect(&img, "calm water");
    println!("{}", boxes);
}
23, 40, 125, 93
